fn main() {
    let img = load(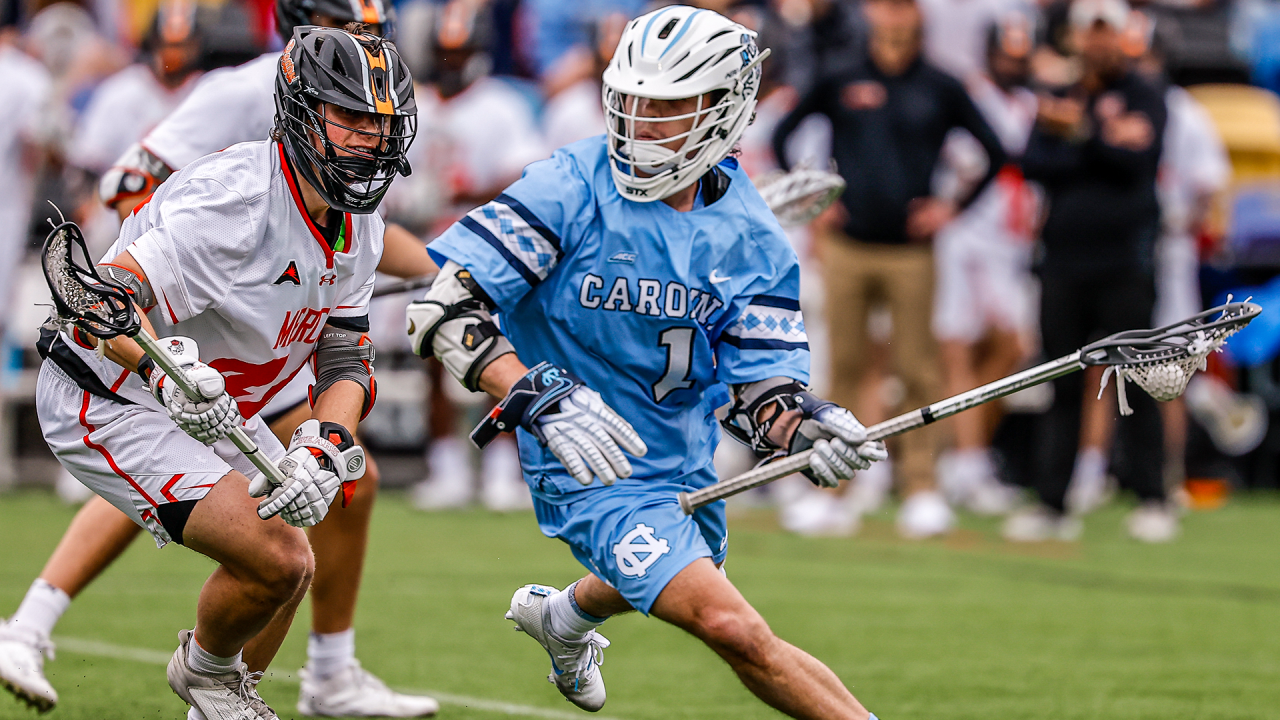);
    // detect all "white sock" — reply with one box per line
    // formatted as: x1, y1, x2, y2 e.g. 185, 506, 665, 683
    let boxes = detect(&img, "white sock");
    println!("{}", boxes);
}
546, 582, 606, 642
307, 629, 356, 680
187, 706, 208, 720
186, 636, 241, 676
1073, 447, 1107, 482
9, 579, 70, 638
